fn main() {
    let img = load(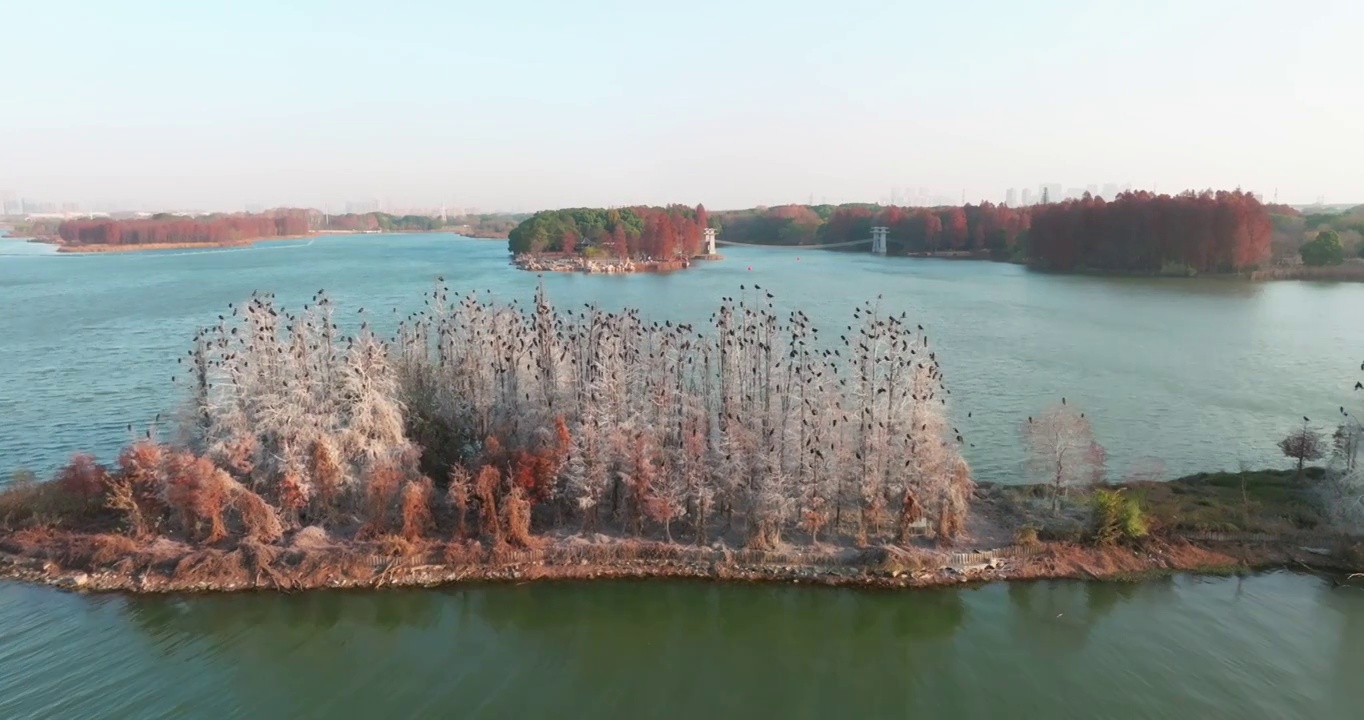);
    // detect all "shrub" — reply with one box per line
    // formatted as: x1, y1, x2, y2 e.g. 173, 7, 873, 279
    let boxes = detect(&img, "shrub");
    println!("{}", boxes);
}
1, 469, 95, 528
447, 466, 471, 539
163, 451, 230, 542
1014, 524, 1041, 548
1090, 488, 1149, 545
1301, 230, 1345, 266
400, 477, 435, 542
231, 482, 284, 544
504, 485, 536, 548
474, 466, 502, 543
359, 460, 404, 537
